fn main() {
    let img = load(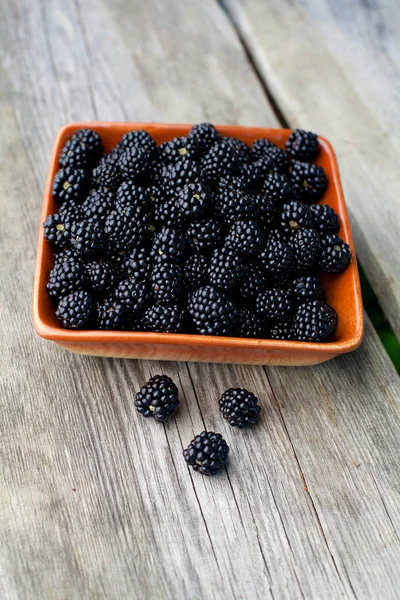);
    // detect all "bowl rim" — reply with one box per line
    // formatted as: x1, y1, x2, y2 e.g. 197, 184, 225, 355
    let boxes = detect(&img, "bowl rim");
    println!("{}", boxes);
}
33, 122, 364, 355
